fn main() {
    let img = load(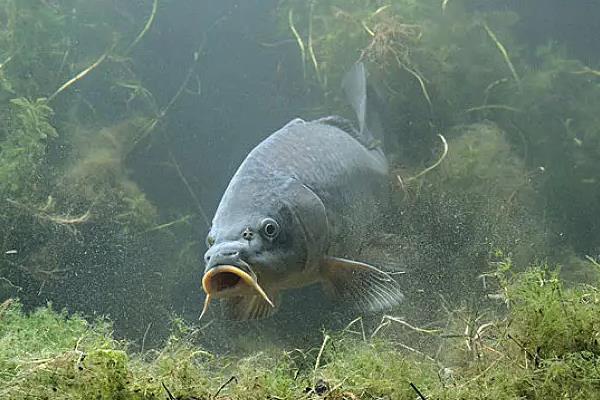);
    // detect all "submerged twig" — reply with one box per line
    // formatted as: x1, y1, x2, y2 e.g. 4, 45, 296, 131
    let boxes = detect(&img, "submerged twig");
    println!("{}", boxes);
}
213, 376, 237, 398
258, 38, 296, 48
134, 15, 229, 148
482, 23, 521, 91
134, 26, 212, 148
383, 315, 443, 335
307, 1, 322, 85
572, 66, 600, 77
441, 0, 451, 13
406, 66, 432, 111
0, 54, 13, 69
402, 133, 448, 183
48, 44, 114, 102
140, 322, 152, 353
161, 51, 199, 118
483, 77, 509, 105
140, 214, 192, 234
371, 319, 391, 338
361, 20, 375, 36
343, 316, 367, 341
0, 277, 22, 292
168, 152, 210, 228
395, 55, 432, 112
288, 8, 306, 79
394, 341, 437, 362
464, 104, 521, 113
126, 0, 158, 53
314, 334, 330, 374
6, 199, 91, 227
507, 333, 542, 366
410, 382, 427, 400
162, 382, 176, 400
46, 211, 91, 225
371, 4, 392, 18
585, 255, 600, 269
